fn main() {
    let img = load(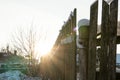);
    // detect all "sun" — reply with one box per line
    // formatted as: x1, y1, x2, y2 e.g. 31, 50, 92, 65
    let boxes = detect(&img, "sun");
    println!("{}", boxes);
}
40, 44, 51, 56
35, 42, 52, 59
